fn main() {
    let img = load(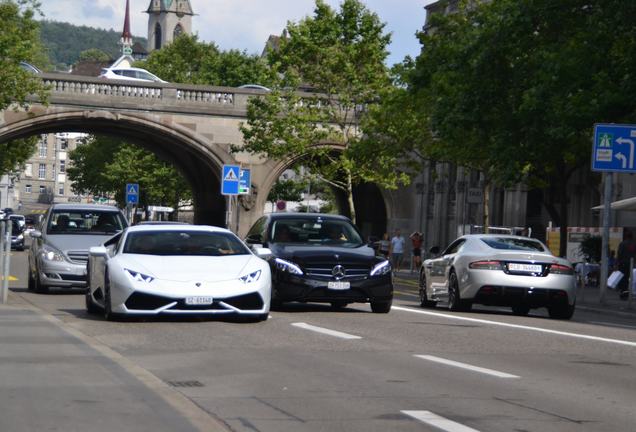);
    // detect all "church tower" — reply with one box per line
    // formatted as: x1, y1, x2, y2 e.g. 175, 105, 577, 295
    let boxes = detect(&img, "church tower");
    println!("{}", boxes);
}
120, 0, 133, 55
146, 0, 194, 52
